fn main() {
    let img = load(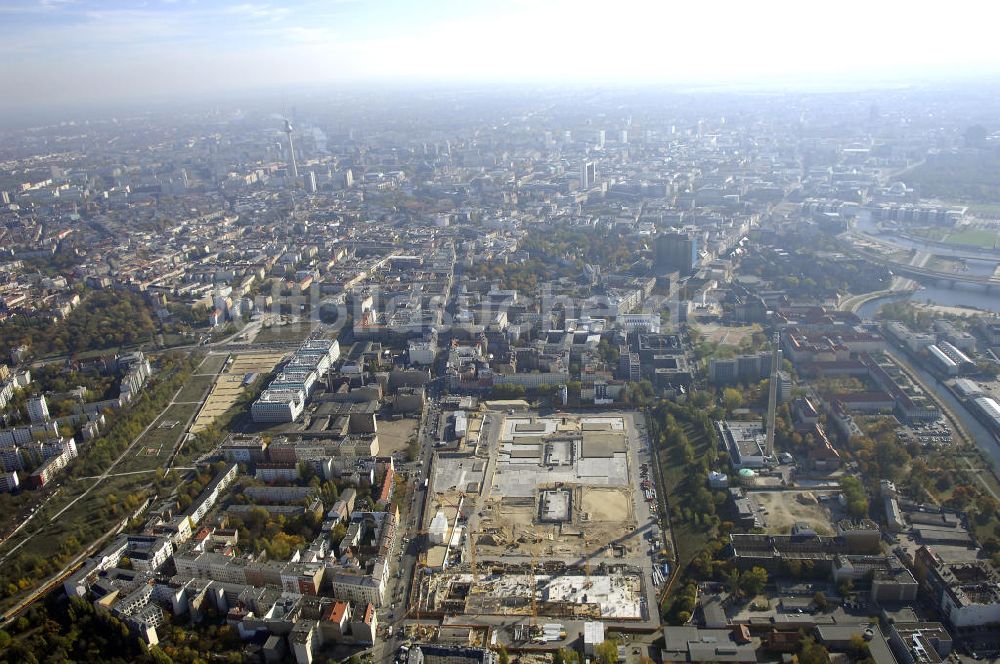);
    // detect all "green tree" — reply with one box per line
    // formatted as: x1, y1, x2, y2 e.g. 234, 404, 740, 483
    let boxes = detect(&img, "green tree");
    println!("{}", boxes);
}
840, 477, 869, 518
595, 640, 619, 664
553, 647, 579, 664
738, 566, 768, 597
722, 387, 745, 411
797, 637, 831, 664
148, 645, 174, 664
